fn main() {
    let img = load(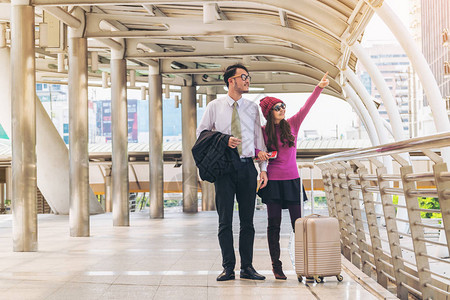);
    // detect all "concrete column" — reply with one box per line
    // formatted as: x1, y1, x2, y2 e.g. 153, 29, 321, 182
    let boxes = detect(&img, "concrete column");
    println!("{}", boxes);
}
6, 167, 11, 210
201, 181, 216, 211
111, 57, 129, 226
202, 91, 216, 211
181, 85, 198, 213
148, 65, 164, 218
206, 93, 215, 105
11, 1, 37, 251
68, 14, 89, 236
0, 30, 102, 216
0, 183, 4, 214
104, 166, 112, 213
